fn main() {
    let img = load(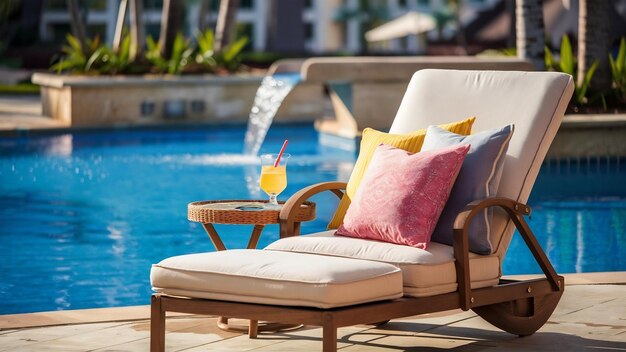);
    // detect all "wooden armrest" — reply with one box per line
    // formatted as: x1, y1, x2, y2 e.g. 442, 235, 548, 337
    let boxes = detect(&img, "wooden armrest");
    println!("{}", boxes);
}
279, 181, 347, 238
452, 197, 560, 311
